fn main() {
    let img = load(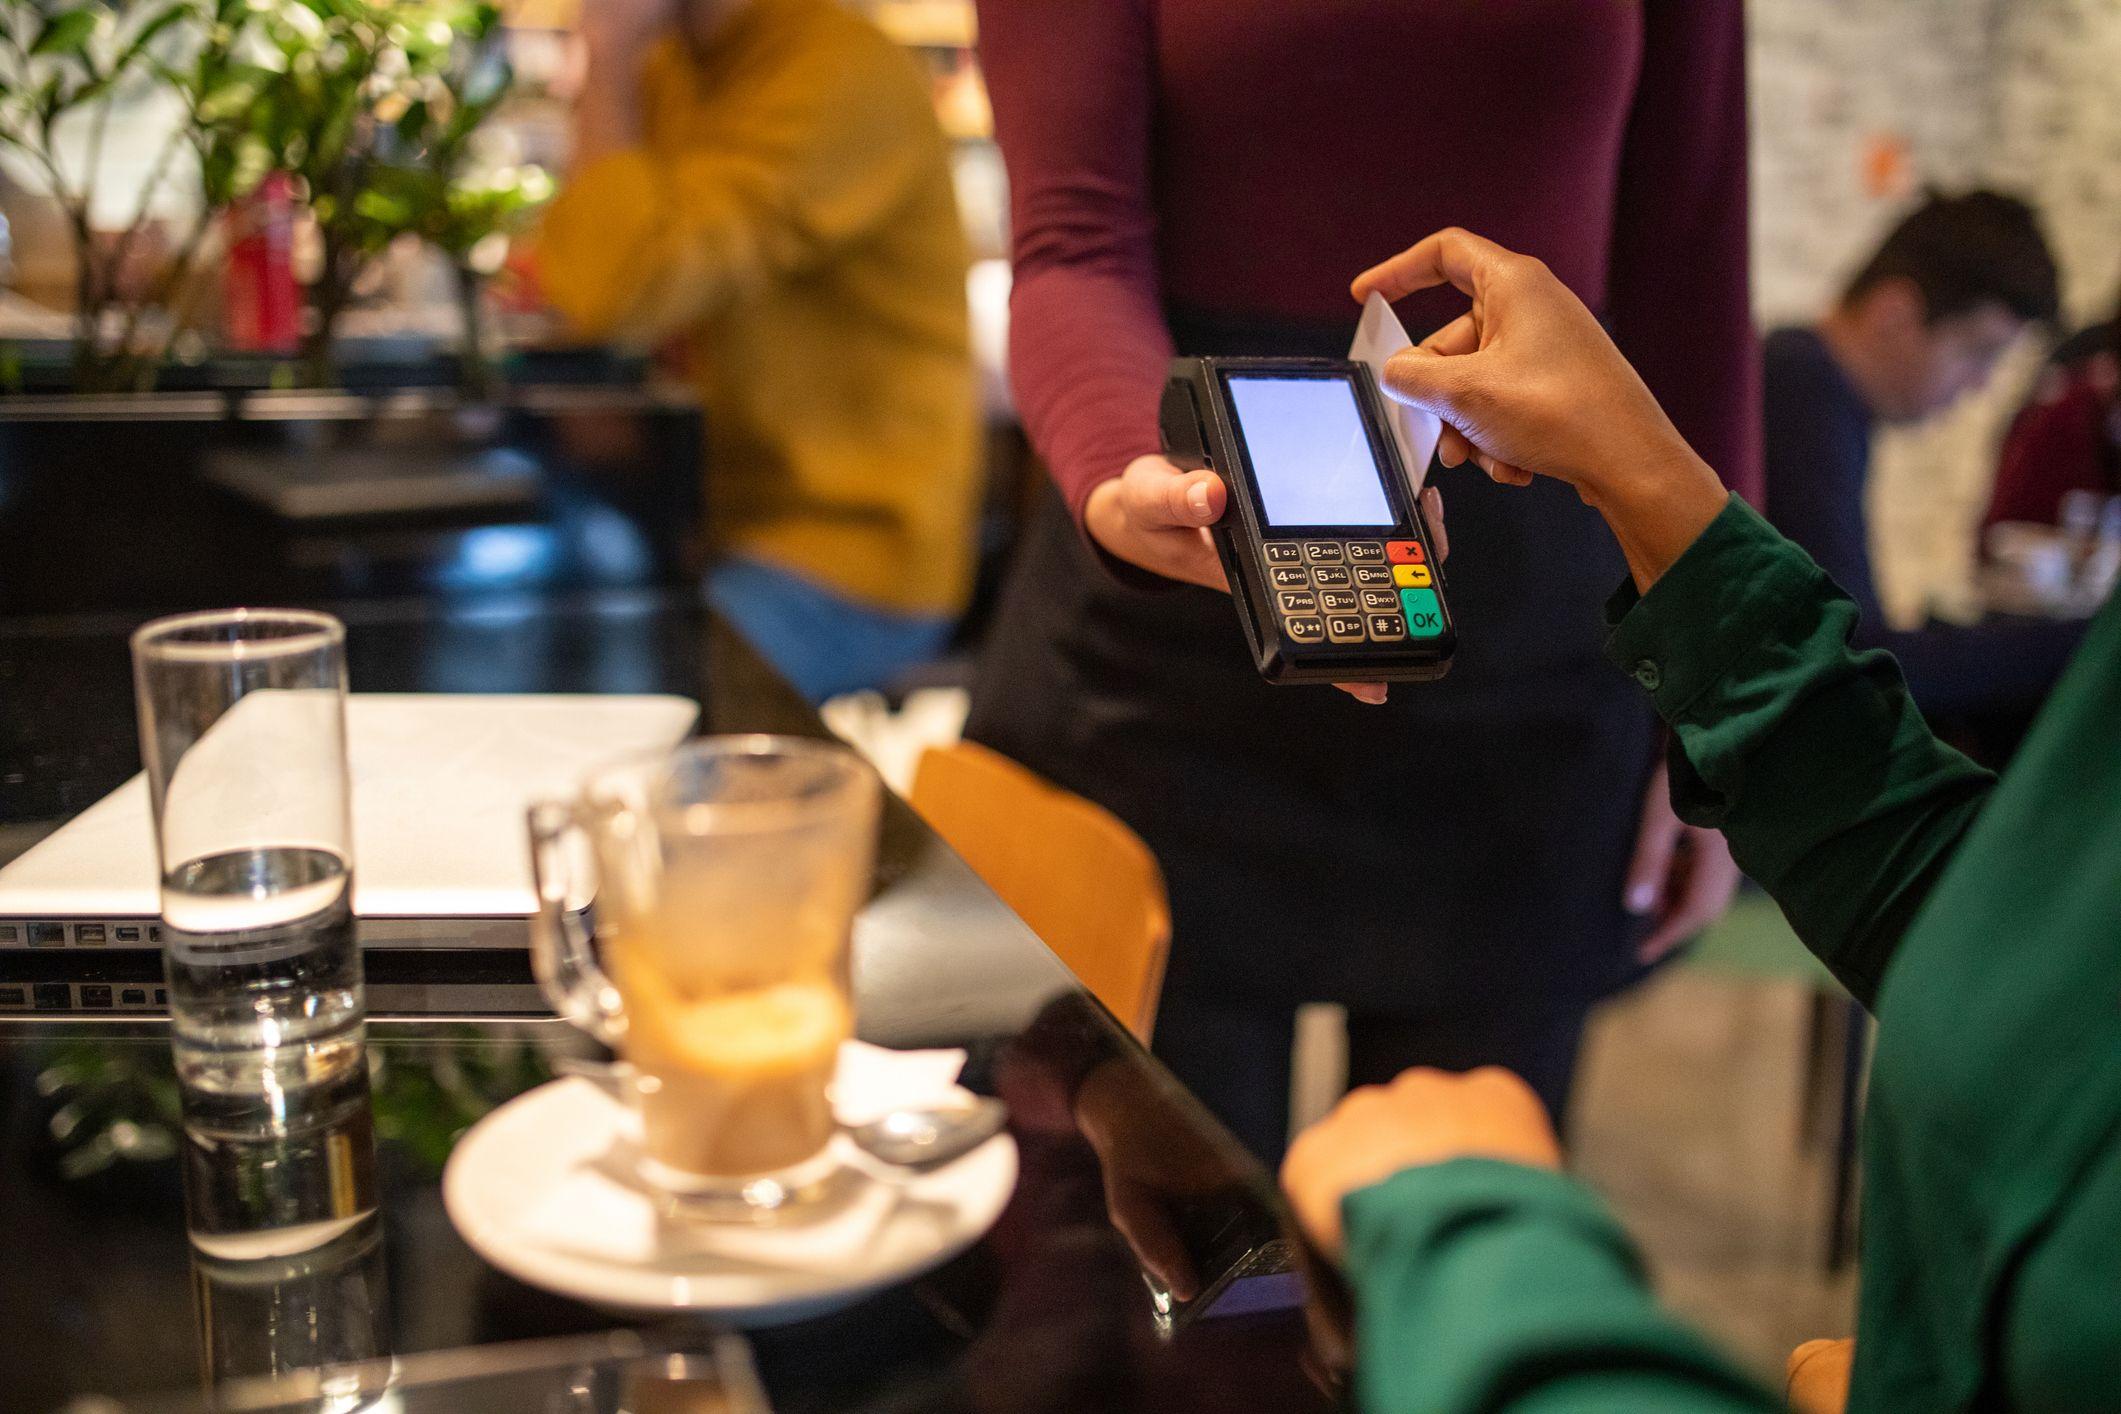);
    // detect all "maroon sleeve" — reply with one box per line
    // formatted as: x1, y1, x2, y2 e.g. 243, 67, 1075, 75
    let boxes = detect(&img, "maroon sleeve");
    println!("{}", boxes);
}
1604, 0, 1764, 506
1985, 377, 2109, 532
976, 0, 1172, 525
